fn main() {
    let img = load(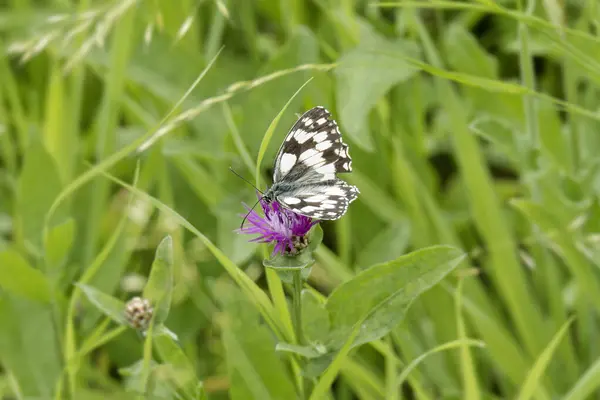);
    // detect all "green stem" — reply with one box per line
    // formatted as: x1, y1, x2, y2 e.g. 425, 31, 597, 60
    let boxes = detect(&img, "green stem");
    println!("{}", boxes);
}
292, 269, 311, 399
292, 270, 305, 345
